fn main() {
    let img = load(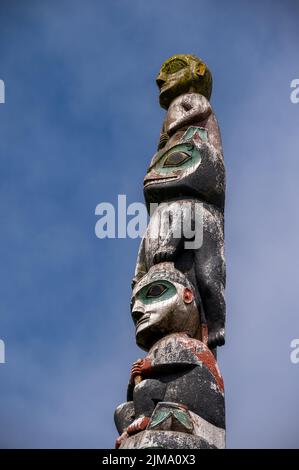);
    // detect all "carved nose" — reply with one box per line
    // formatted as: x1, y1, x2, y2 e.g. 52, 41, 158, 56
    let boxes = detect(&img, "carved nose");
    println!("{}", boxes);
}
156, 77, 166, 89
131, 310, 144, 325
